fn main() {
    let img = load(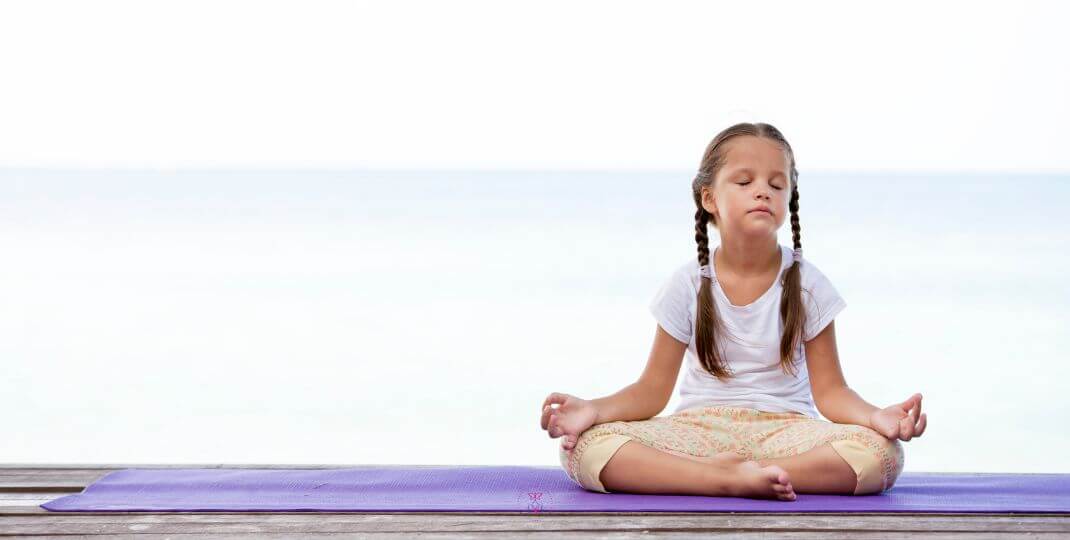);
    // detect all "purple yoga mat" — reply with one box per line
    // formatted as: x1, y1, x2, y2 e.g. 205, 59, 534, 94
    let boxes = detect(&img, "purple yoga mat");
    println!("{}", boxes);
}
41, 466, 1070, 513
